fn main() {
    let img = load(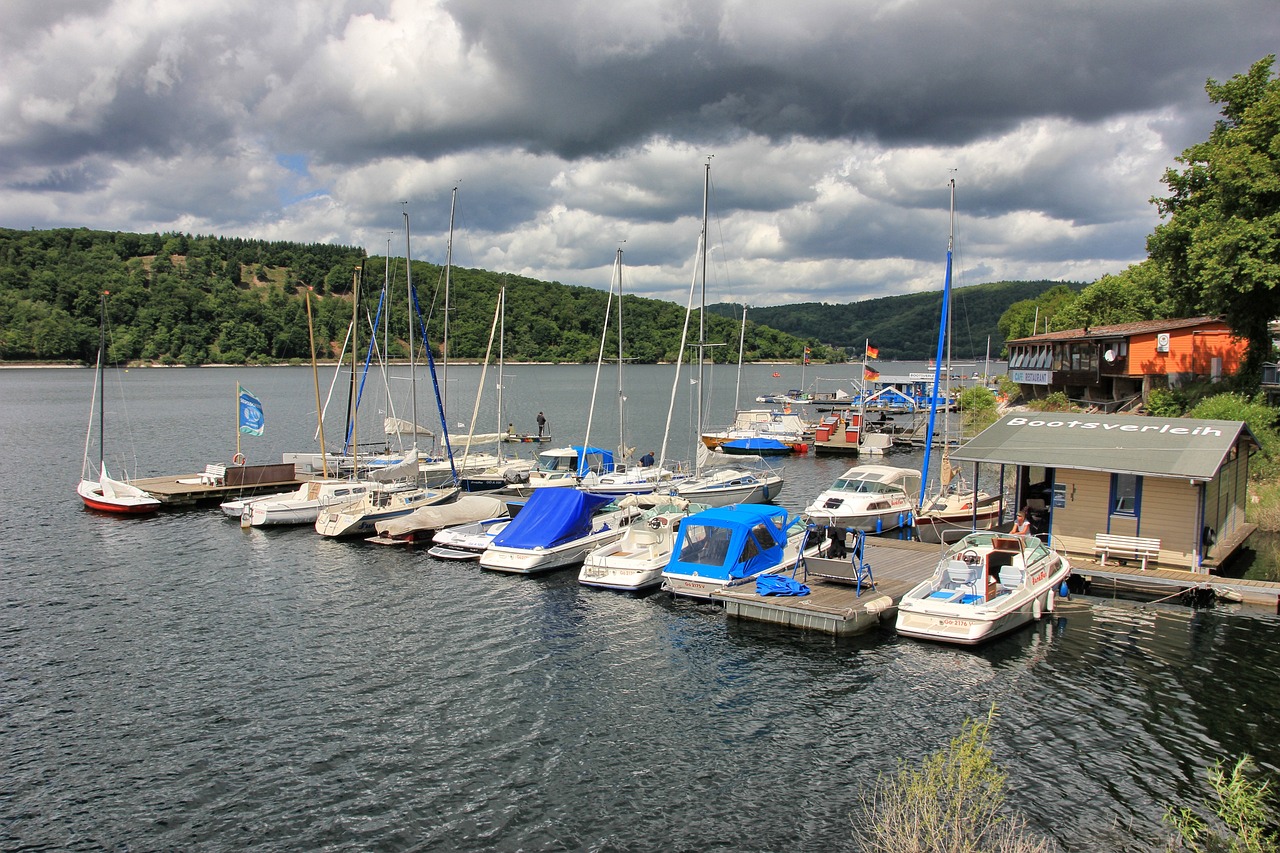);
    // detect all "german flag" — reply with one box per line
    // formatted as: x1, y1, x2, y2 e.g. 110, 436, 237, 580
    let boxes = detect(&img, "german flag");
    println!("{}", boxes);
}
864, 367, 880, 381
865, 344, 879, 359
